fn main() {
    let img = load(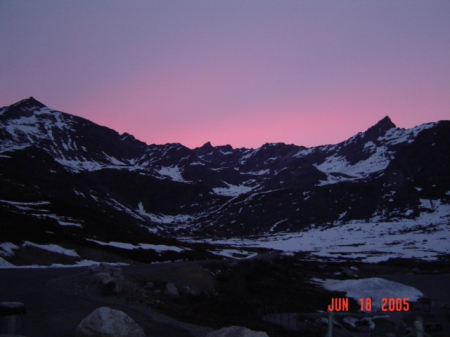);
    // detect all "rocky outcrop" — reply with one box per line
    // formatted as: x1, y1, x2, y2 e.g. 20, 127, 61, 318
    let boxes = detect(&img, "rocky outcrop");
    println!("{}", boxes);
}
206, 326, 269, 337
75, 307, 145, 337
88, 264, 125, 296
